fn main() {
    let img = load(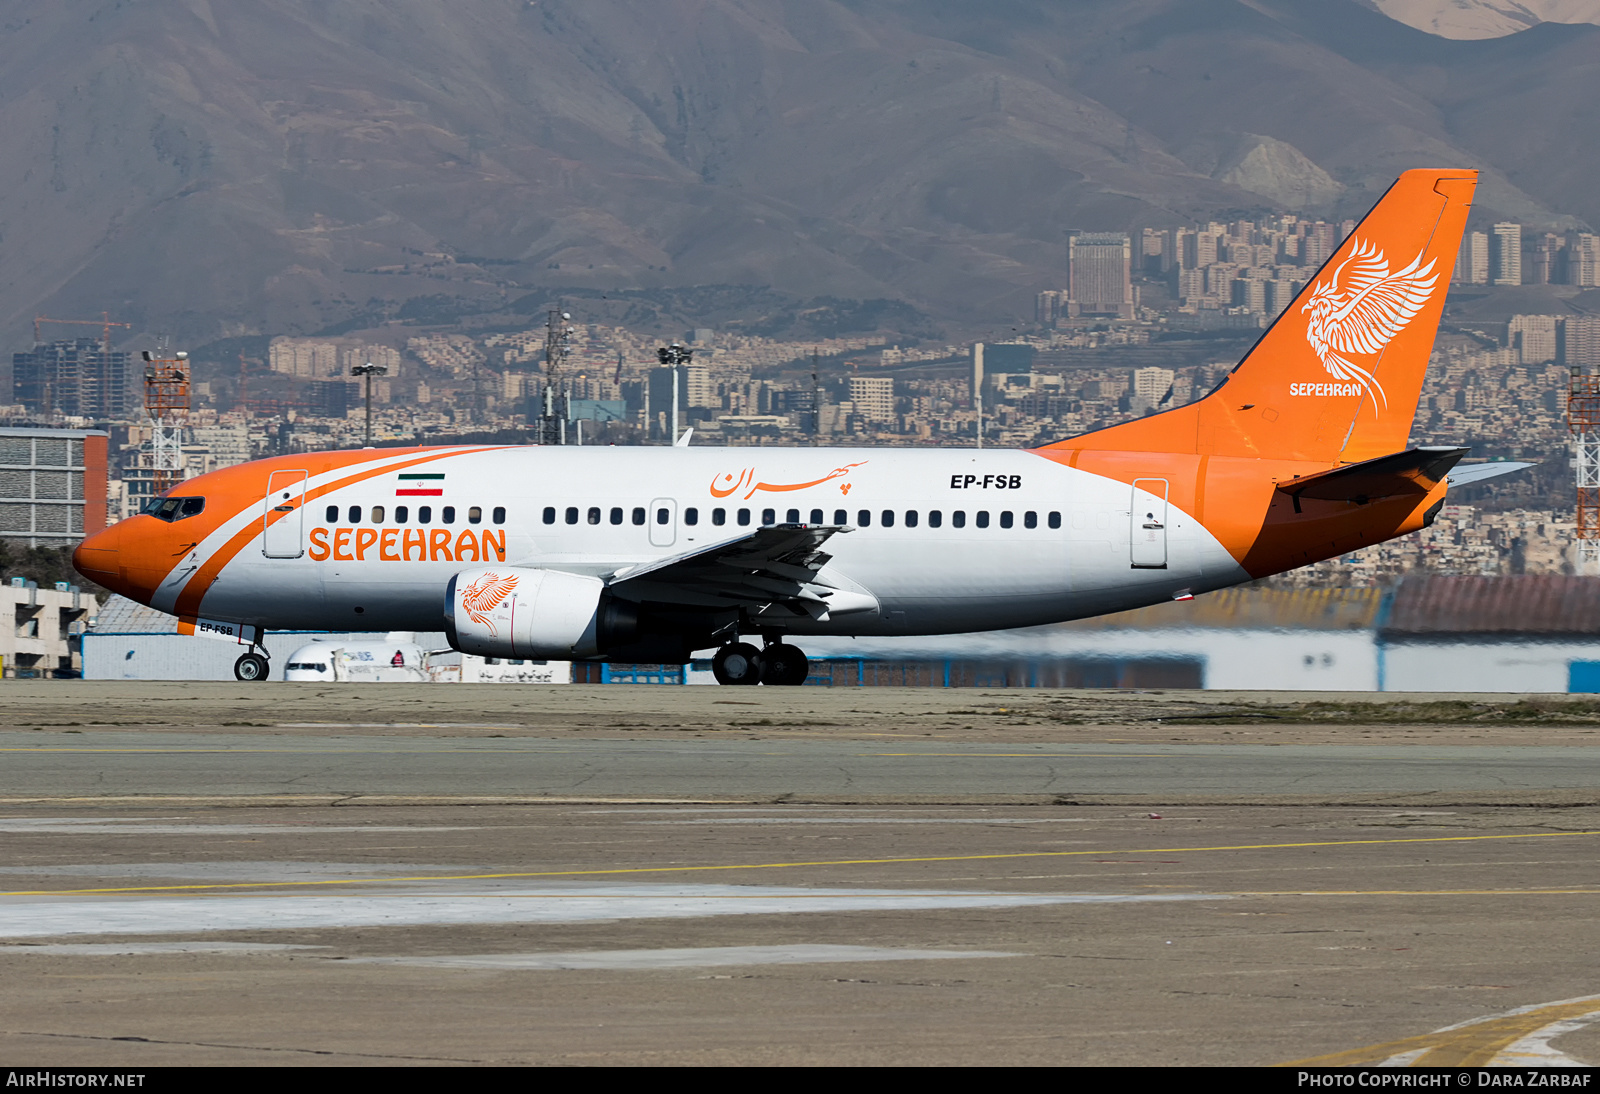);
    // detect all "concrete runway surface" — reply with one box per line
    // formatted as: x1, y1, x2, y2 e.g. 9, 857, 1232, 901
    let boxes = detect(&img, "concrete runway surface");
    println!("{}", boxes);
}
1, 682, 1599, 1066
